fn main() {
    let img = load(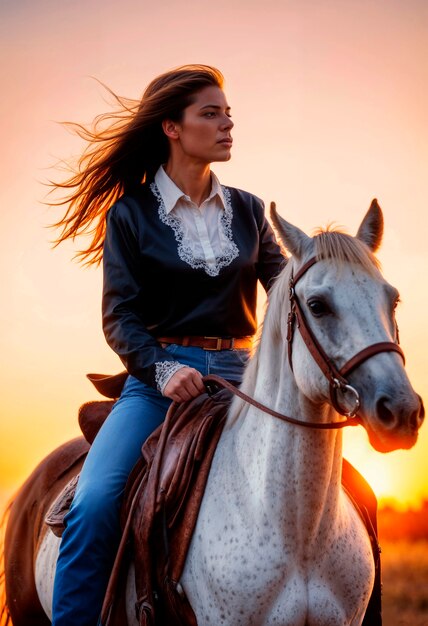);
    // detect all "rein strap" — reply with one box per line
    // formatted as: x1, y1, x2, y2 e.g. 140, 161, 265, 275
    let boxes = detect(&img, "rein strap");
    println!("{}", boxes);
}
203, 374, 360, 430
